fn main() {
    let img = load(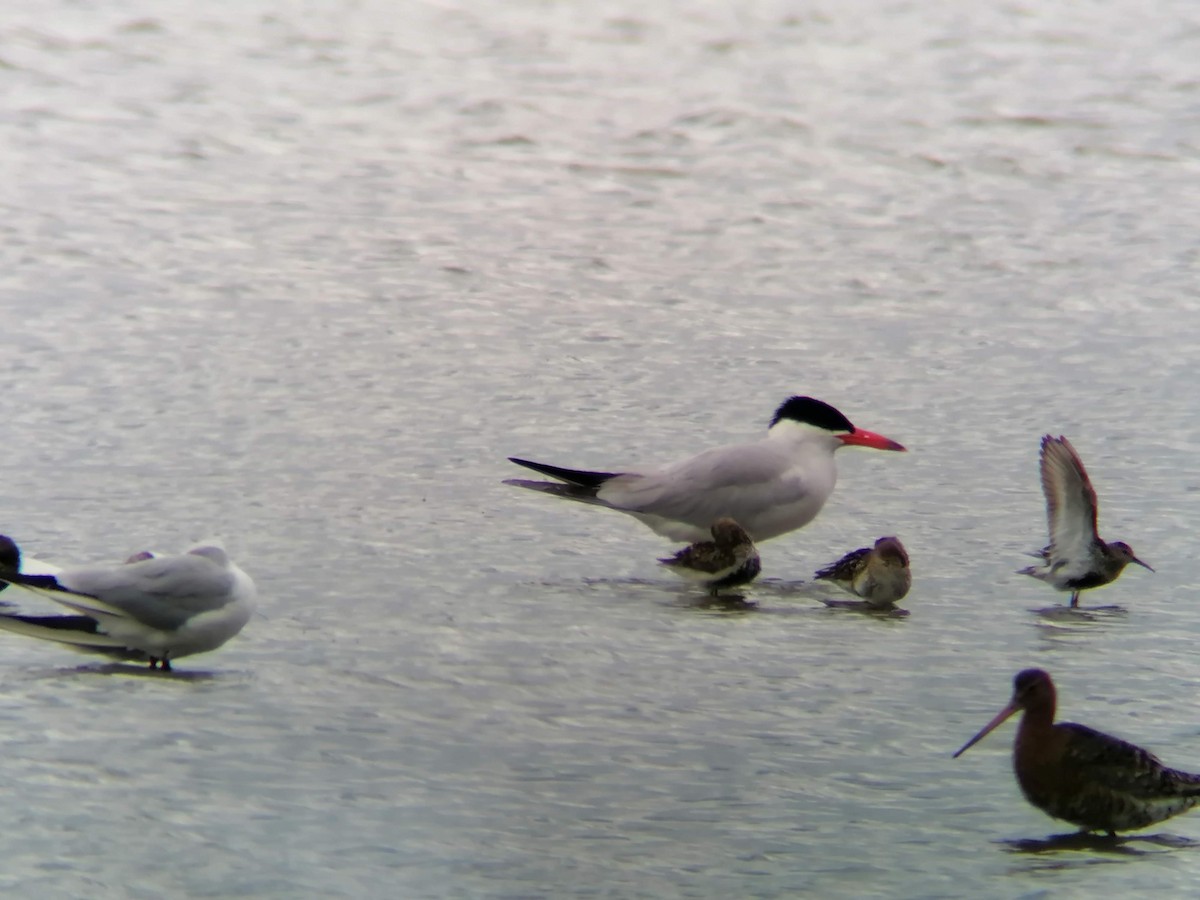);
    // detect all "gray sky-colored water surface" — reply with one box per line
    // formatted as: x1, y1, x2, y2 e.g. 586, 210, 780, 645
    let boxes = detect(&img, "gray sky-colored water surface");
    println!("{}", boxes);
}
2, 1, 1199, 897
